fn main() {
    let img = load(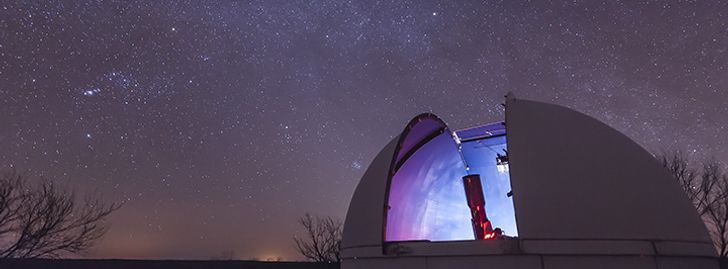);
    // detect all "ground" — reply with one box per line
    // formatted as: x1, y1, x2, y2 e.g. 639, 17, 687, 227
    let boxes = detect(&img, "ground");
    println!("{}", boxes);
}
0, 259, 339, 269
